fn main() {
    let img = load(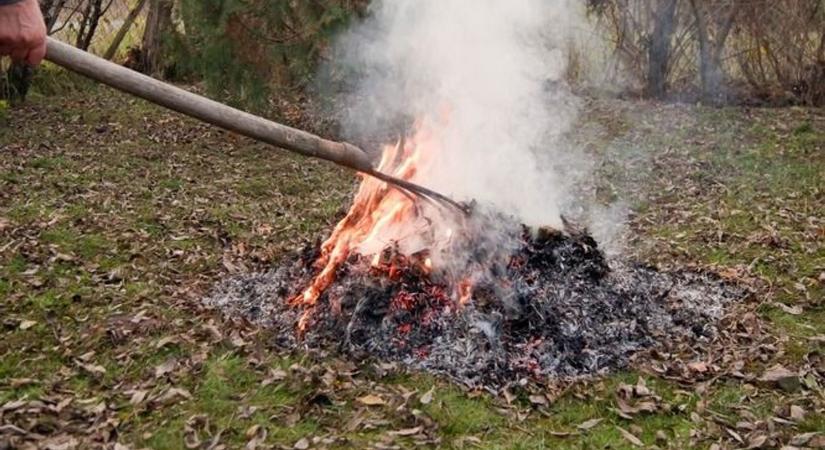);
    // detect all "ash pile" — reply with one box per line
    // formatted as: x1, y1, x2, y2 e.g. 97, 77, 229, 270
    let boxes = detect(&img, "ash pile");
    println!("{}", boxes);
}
205, 216, 743, 389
